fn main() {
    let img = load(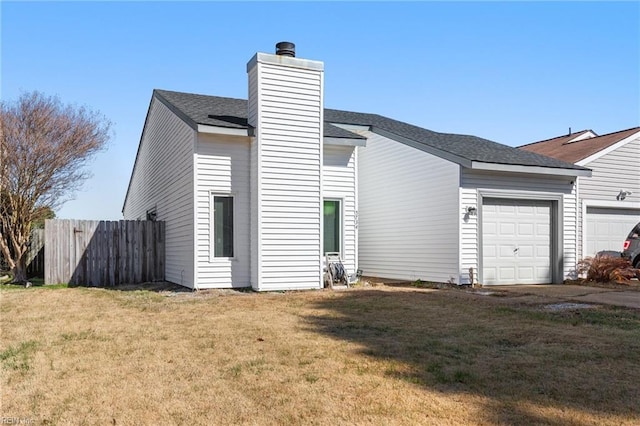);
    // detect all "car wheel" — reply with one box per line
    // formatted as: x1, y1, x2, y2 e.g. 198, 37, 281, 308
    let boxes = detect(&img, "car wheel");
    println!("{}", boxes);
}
635, 258, 640, 269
